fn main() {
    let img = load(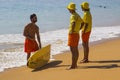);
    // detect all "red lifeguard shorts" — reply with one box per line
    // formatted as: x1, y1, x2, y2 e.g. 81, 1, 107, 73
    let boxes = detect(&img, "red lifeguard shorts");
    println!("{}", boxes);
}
82, 31, 91, 42
24, 38, 39, 53
68, 33, 79, 47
